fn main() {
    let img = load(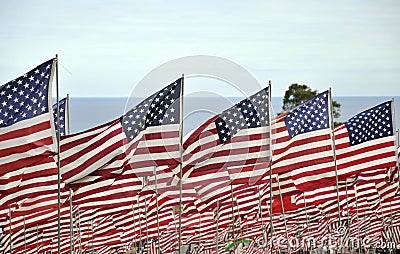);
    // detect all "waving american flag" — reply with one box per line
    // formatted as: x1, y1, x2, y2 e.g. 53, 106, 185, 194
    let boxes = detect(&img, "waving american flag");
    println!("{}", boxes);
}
0, 59, 56, 175
182, 87, 271, 180
60, 78, 182, 185
271, 90, 333, 175
52, 97, 68, 136
292, 100, 397, 190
